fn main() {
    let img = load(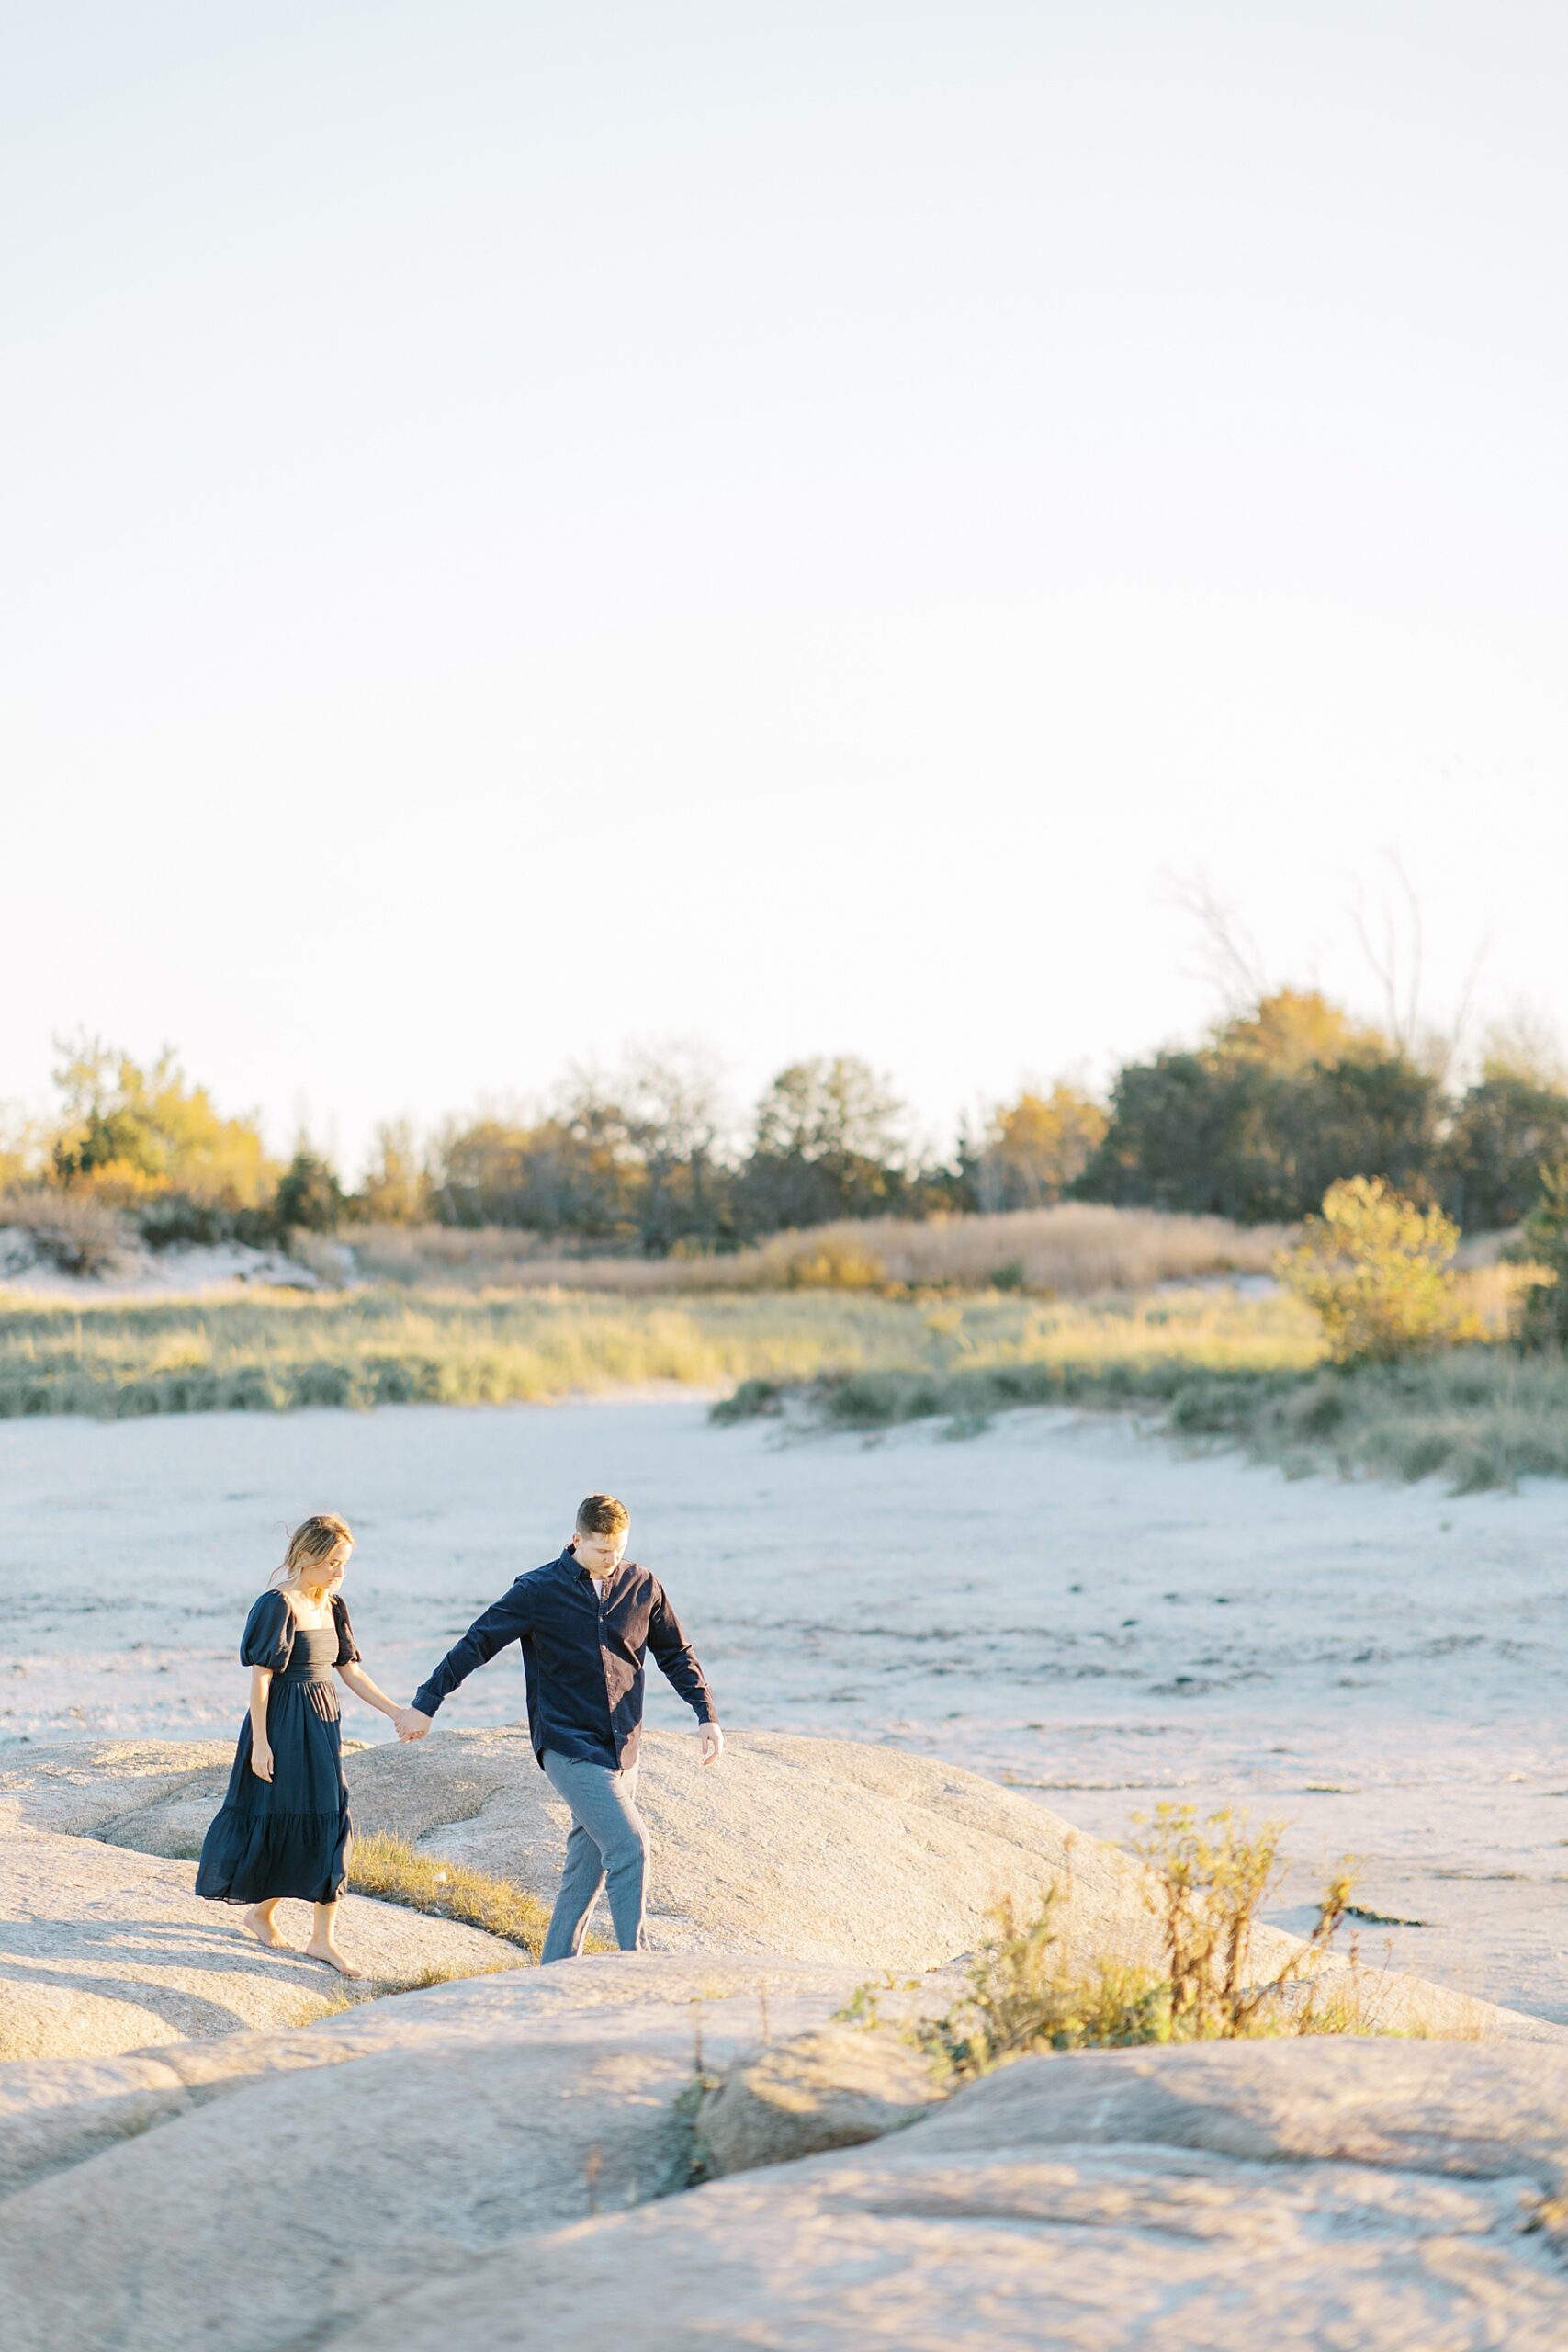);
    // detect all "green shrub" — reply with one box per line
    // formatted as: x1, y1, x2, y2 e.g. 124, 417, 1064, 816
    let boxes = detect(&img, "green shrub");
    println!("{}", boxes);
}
1510, 1162, 1568, 1351
1276, 1176, 1470, 1364
274, 1149, 345, 1234
134, 1192, 276, 1249
908, 1806, 1355, 2083
709, 1377, 786, 1425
